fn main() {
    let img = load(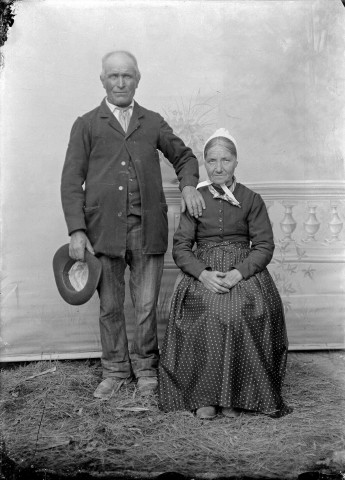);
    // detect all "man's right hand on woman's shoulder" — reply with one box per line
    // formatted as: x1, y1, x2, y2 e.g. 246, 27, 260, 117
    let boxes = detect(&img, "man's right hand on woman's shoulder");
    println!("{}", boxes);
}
69, 230, 95, 261
198, 270, 229, 294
